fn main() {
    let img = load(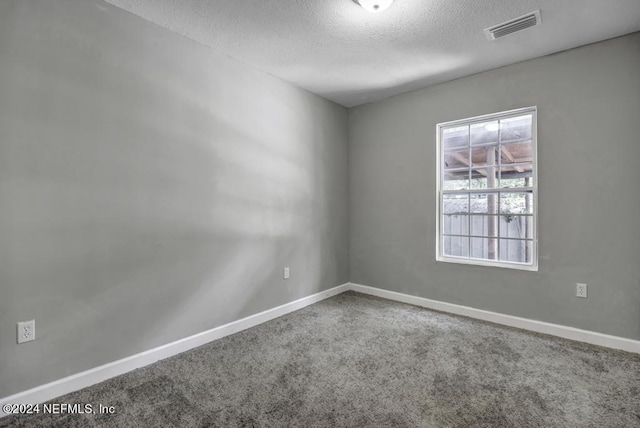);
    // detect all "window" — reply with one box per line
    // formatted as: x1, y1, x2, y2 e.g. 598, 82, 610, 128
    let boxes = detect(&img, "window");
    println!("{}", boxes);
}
436, 107, 537, 270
